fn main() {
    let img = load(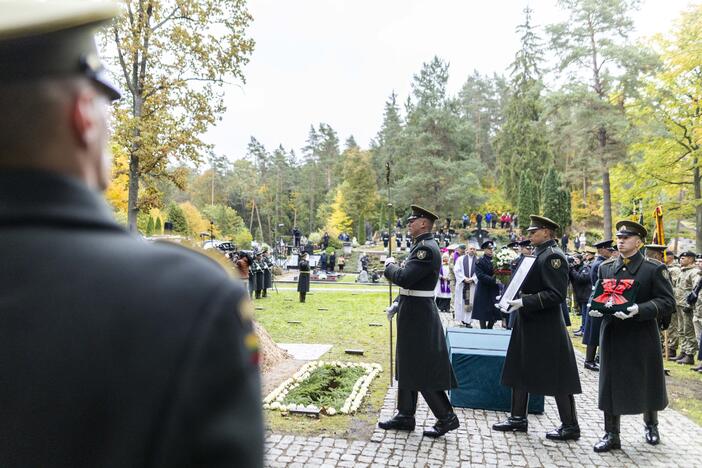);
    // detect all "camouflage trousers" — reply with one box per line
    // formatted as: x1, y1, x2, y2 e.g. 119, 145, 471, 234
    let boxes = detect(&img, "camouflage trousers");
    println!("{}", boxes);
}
694, 304, 702, 343
666, 310, 680, 351
679, 306, 699, 356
